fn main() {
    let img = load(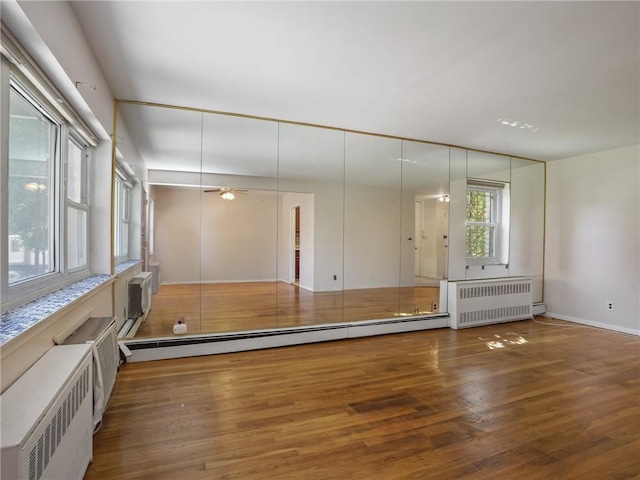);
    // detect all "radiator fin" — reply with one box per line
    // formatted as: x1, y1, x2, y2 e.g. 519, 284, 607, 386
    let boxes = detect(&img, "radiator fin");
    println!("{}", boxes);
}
27, 366, 90, 480
459, 281, 531, 299
460, 305, 531, 325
